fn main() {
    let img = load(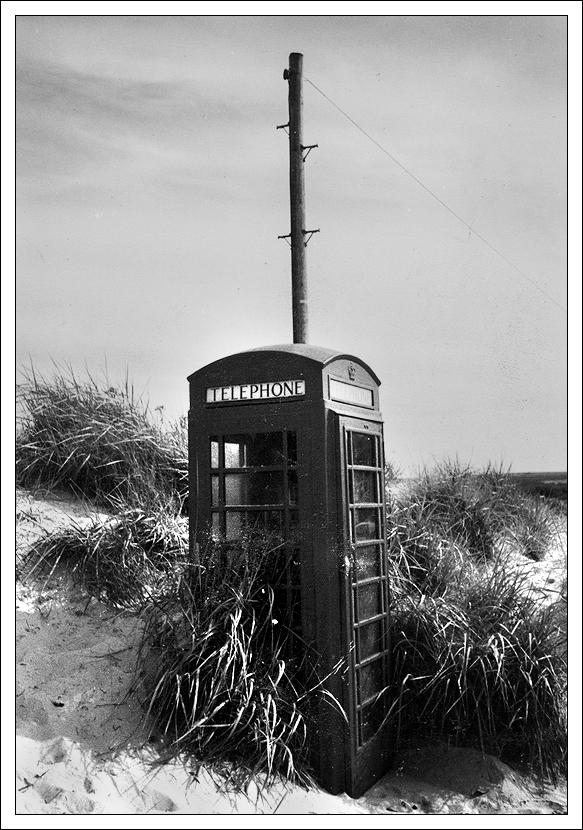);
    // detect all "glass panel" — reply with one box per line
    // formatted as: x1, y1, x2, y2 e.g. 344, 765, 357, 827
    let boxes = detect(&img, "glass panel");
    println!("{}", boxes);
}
262, 510, 284, 534
225, 440, 244, 468
225, 472, 284, 506
225, 474, 245, 505
358, 659, 384, 704
290, 587, 302, 633
359, 694, 387, 744
210, 439, 219, 468
357, 620, 384, 661
354, 508, 379, 541
356, 582, 382, 620
352, 433, 376, 467
288, 470, 298, 505
252, 473, 284, 504
223, 433, 284, 467
347, 435, 353, 466
211, 476, 219, 507
351, 470, 378, 504
286, 431, 297, 465
286, 546, 301, 584
354, 545, 381, 579
211, 512, 220, 534
238, 510, 284, 535
225, 512, 243, 540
